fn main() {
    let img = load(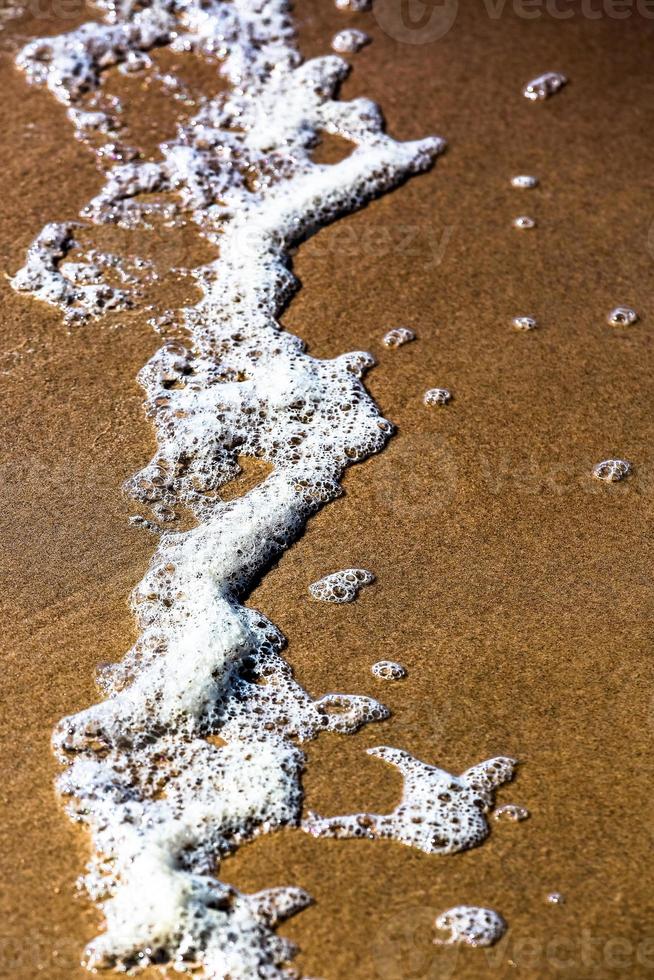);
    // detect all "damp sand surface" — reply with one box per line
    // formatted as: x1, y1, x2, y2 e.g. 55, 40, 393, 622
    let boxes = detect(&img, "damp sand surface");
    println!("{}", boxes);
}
1, 2, 654, 979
